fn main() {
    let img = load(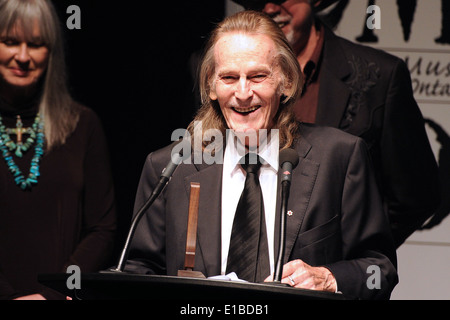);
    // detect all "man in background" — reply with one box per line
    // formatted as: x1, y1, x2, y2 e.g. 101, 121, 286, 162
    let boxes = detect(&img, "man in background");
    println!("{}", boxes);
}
232, 0, 440, 247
